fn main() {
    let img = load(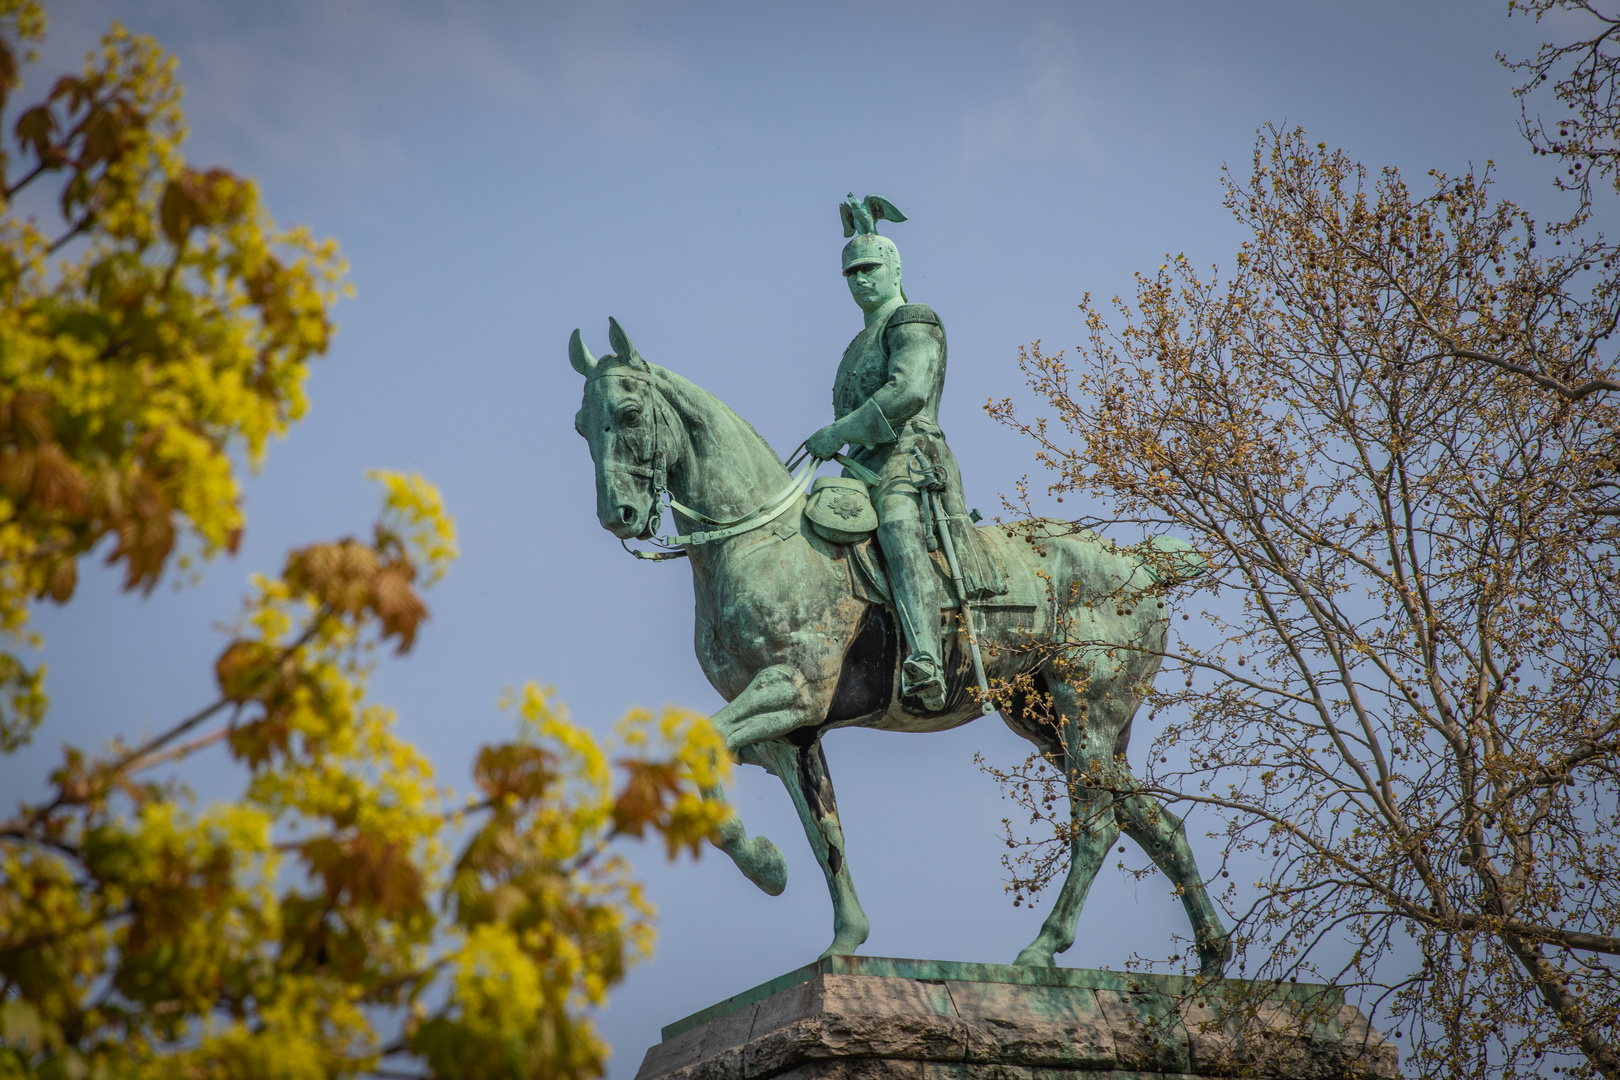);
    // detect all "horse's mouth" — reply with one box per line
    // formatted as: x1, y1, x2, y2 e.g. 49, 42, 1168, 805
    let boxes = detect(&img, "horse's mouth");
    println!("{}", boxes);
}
604, 502, 658, 541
